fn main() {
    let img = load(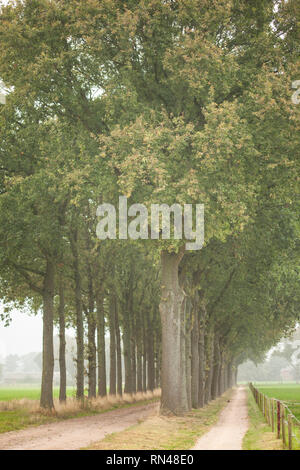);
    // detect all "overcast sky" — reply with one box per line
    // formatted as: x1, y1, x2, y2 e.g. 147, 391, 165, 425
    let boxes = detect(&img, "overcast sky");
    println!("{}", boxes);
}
0, 309, 43, 357
0, 308, 75, 358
